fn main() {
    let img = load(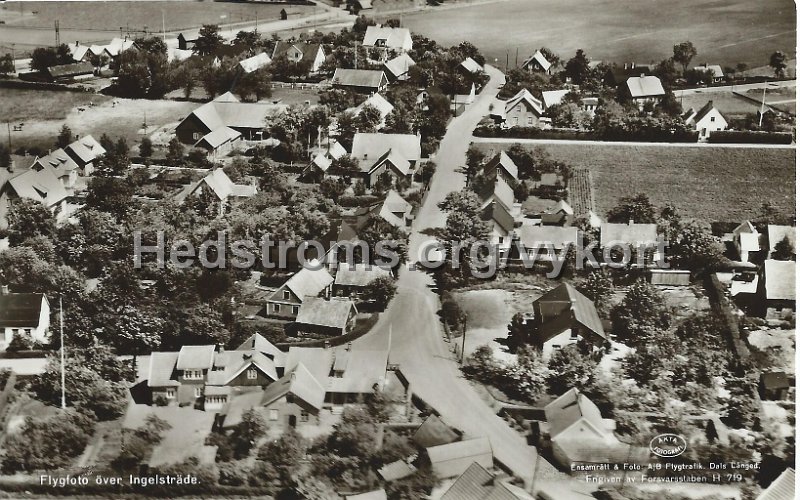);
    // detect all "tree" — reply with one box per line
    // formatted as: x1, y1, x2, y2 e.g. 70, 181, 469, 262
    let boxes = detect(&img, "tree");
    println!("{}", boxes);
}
462, 144, 485, 184
546, 344, 597, 395
30, 46, 70, 72
329, 154, 361, 178
669, 220, 726, 276
772, 234, 794, 261
564, 49, 591, 84
85, 177, 135, 220
0, 53, 14, 76
653, 58, 679, 86
193, 24, 224, 56
256, 428, 305, 486
735, 62, 749, 77
607, 193, 656, 224
166, 137, 186, 166
139, 137, 153, 158
364, 275, 397, 309
577, 270, 614, 316
610, 279, 671, 347
6, 198, 57, 246
234, 29, 261, 47
2, 410, 94, 472
503, 345, 549, 402
507, 312, 531, 352
319, 177, 347, 202
56, 124, 73, 149
231, 409, 267, 459
672, 41, 698, 74
769, 51, 788, 78
356, 103, 383, 132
